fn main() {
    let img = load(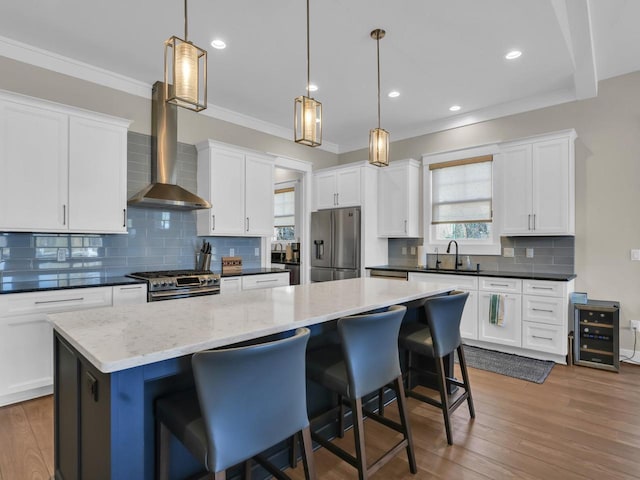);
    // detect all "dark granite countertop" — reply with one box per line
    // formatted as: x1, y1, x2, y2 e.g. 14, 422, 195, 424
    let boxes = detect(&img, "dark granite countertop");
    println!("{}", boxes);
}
366, 265, 576, 282
0, 275, 146, 295
218, 268, 290, 278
